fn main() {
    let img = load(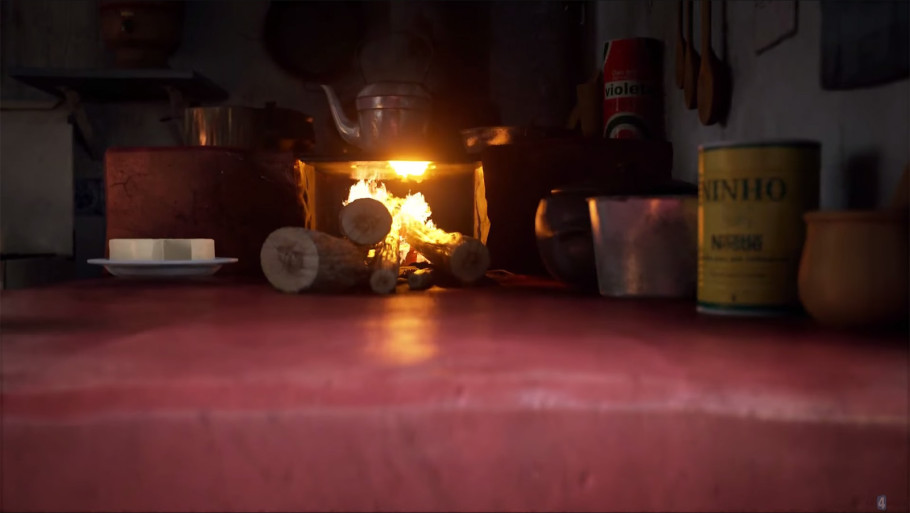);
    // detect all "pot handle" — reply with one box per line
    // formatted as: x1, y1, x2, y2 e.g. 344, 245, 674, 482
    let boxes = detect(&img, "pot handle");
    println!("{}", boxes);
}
358, 30, 435, 85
